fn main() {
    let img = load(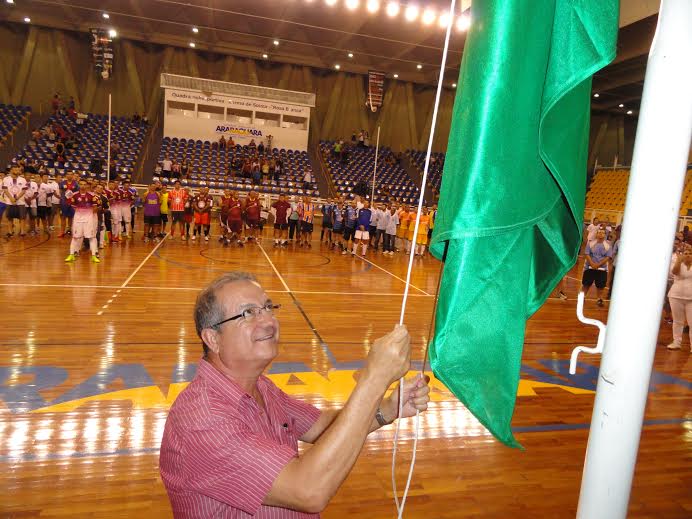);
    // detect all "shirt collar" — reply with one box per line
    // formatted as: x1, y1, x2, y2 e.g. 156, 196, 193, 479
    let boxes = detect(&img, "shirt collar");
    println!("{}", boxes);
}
197, 358, 269, 409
